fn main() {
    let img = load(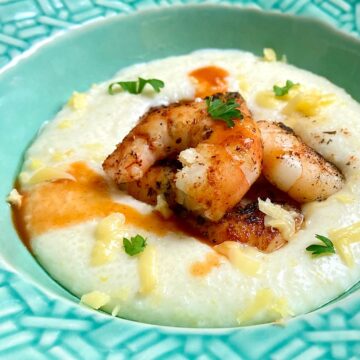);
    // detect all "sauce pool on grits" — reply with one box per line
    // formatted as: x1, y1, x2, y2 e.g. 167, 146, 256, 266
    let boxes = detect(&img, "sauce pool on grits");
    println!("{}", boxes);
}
189, 65, 229, 97
8, 49, 360, 328
12, 162, 205, 249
